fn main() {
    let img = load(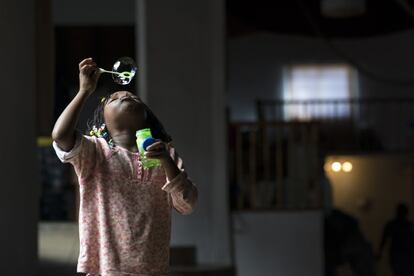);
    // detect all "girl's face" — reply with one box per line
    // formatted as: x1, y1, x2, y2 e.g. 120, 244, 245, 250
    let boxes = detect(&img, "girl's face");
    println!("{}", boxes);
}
103, 91, 146, 132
